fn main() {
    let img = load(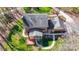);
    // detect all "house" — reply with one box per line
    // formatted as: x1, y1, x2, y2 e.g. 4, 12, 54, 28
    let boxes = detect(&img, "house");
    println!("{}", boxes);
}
22, 14, 66, 45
